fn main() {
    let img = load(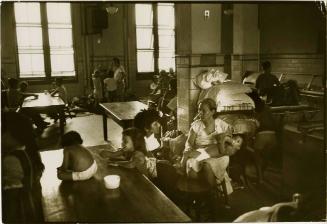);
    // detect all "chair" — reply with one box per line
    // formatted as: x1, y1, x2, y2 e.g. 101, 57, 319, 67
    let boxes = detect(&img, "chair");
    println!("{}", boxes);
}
176, 176, 212, 221
216, 175, 231, 208
64, 103, 76, 120
176, 167, 231, 221
53, 103, 76, 125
